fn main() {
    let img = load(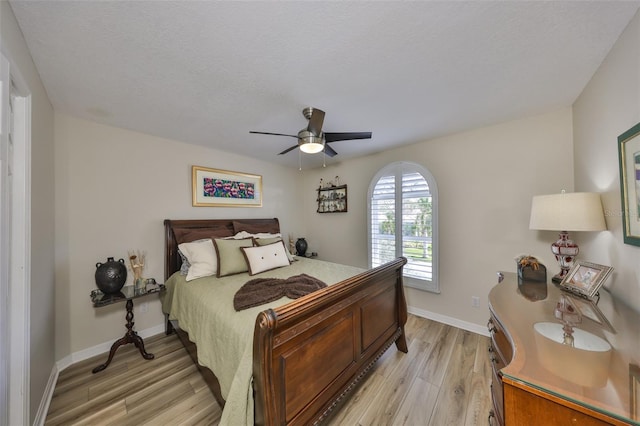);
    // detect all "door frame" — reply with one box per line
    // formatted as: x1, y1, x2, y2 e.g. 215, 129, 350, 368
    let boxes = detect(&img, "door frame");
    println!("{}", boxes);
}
1, 49, 32, 426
